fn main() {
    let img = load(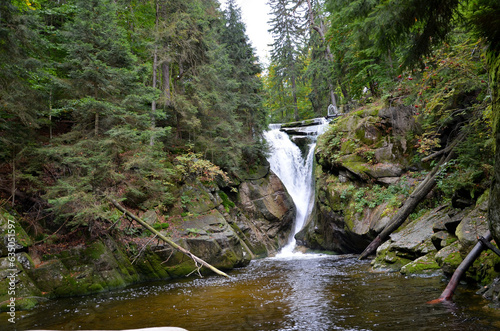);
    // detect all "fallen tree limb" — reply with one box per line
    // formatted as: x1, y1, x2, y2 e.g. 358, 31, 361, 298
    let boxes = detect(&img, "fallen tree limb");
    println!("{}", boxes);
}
428, 231, 492, 304
359, 151, 454, 260
421, 131, 466, 163
108, 198, 231, 279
